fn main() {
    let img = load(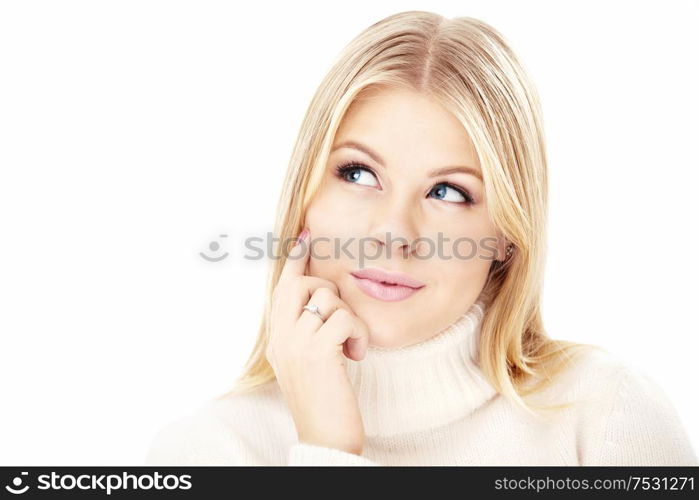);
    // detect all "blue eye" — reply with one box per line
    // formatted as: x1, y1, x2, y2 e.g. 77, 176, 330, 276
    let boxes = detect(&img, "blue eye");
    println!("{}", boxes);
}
333, 161, 475, 206
429, 183, 474, 205
334, 163, 380, 187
